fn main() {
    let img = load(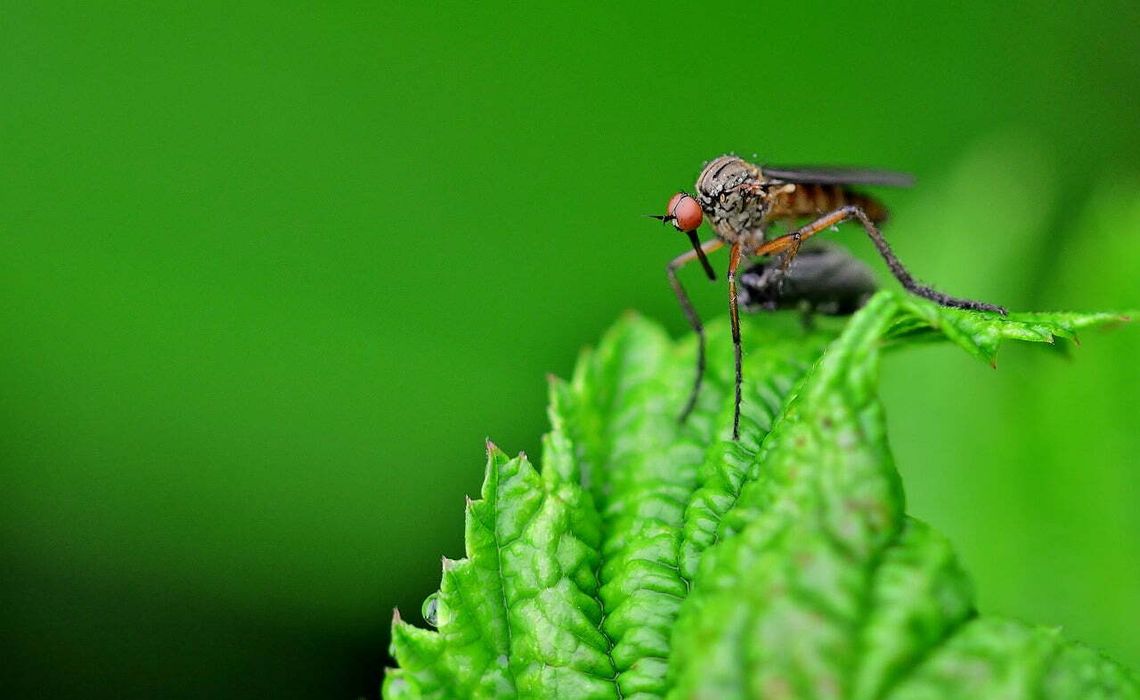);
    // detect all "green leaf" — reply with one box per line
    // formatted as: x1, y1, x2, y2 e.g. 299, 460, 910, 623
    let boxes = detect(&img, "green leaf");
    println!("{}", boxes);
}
386, 292, 1138, 699
886, 296, 1133, 366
